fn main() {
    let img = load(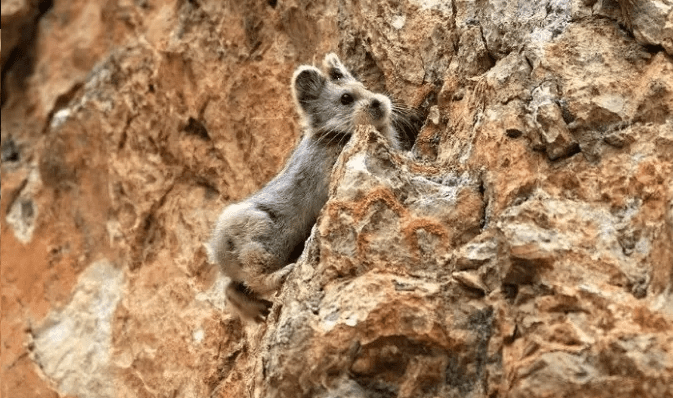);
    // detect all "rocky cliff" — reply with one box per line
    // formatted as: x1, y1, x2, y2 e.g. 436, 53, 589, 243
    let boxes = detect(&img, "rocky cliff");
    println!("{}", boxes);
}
2, 1, 672, 397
